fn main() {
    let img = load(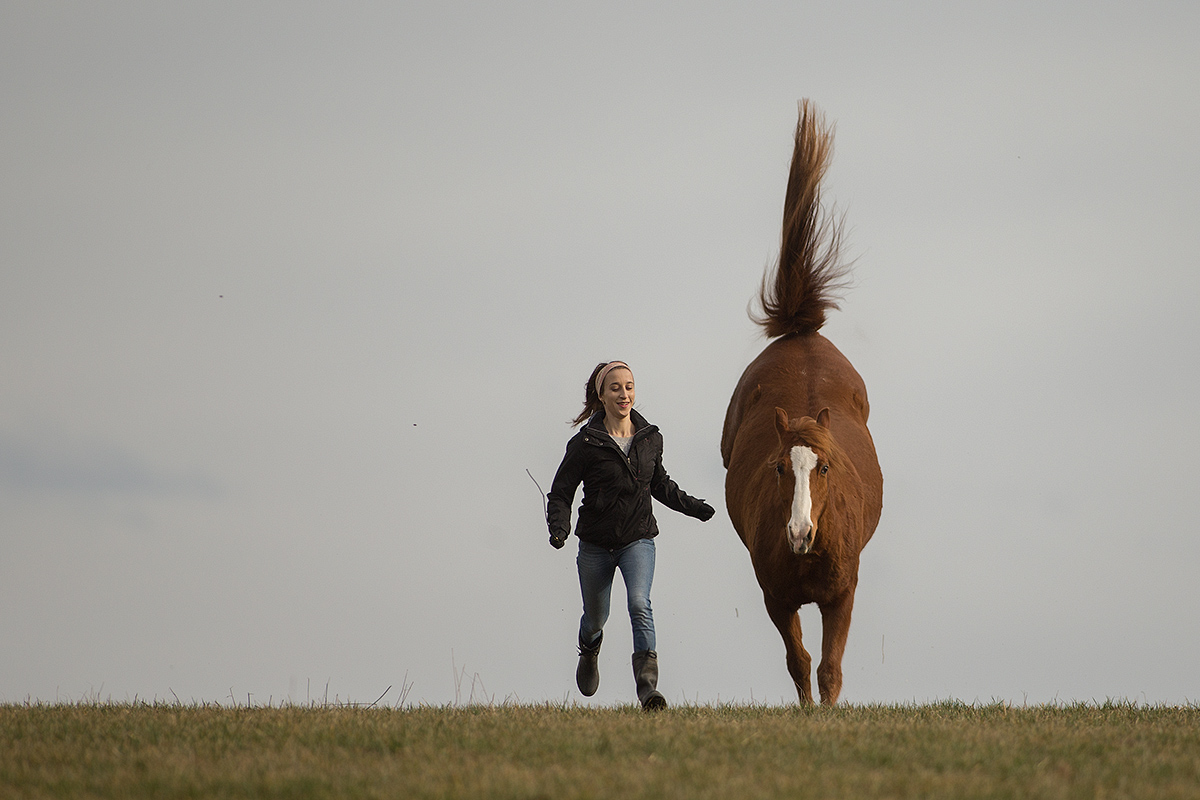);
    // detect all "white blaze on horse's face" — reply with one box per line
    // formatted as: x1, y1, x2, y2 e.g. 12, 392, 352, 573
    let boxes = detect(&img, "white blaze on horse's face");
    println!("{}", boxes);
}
787, 445, 819, 554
